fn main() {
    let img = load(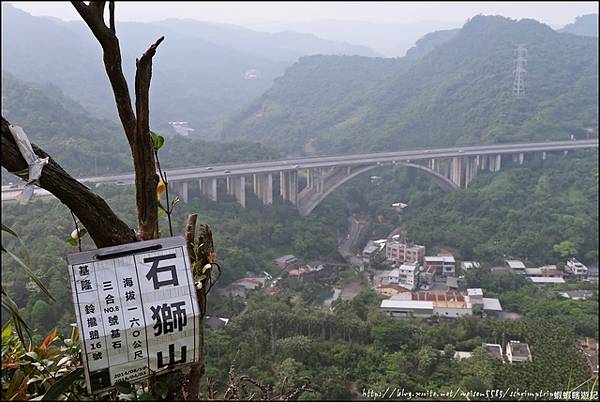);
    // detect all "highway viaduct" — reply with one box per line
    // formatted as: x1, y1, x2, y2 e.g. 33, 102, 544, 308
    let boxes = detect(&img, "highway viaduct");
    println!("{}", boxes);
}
3, 140, 598, 215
